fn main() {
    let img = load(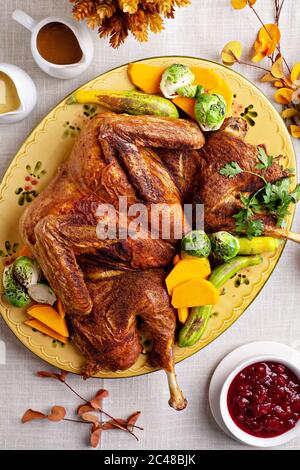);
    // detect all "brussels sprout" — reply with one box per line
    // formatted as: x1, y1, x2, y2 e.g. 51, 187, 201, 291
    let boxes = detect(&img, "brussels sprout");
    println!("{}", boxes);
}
160, 64, 195, 99
12, 256, 41, 288
28, 283, 57, 306
177, 85, 197, 98
181, 230, 211, 258
210, 231, 240, 262
194, 87, 227, 132
3, 265, 31, 308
